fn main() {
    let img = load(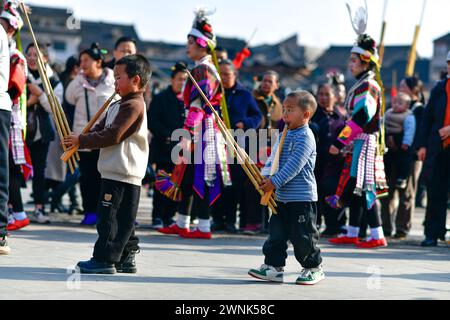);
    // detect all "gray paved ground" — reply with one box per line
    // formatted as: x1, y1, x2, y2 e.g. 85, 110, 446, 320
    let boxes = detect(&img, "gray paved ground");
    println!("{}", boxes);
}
1, 188, 449, 300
